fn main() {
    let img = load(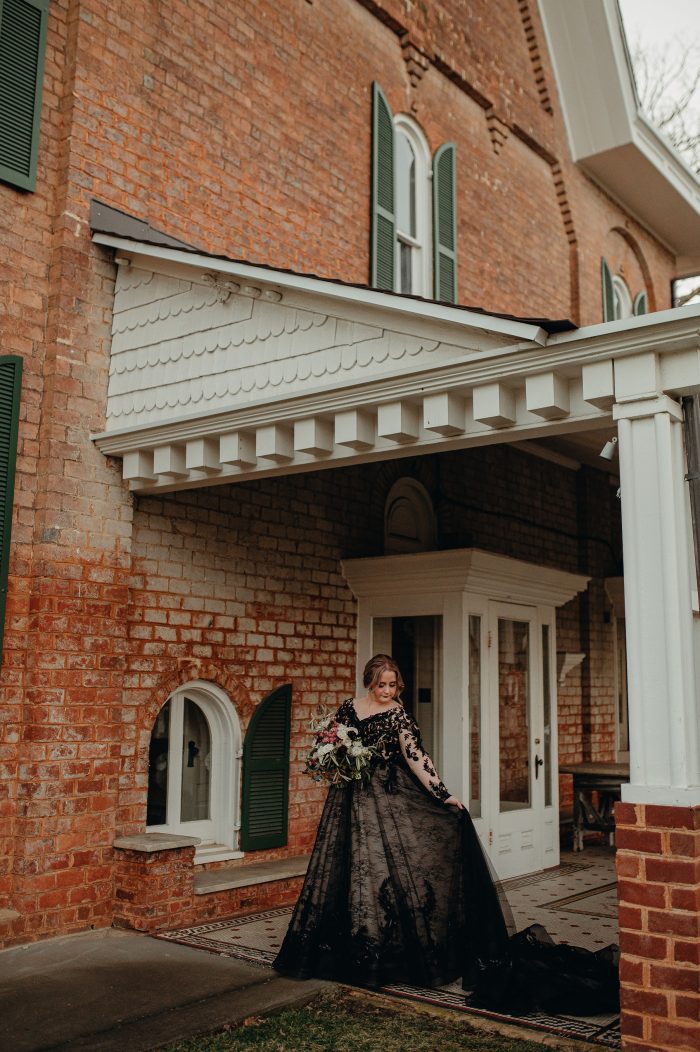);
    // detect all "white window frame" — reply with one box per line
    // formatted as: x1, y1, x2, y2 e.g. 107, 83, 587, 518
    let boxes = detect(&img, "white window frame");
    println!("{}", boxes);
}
147, 680, 243, 864
612, 274, 633, 320
394, 114, 433, 298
